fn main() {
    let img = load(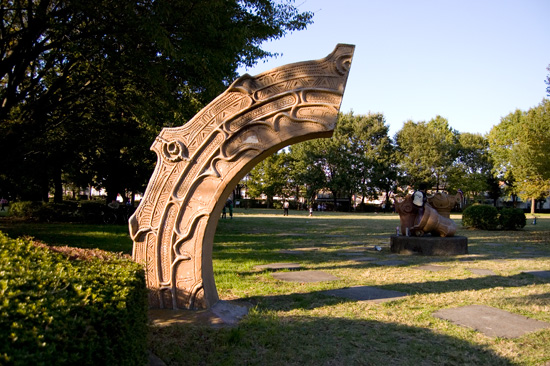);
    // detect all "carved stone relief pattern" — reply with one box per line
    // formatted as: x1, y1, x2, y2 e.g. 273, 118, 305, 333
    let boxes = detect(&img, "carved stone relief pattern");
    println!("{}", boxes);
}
129, 44, 354, 309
